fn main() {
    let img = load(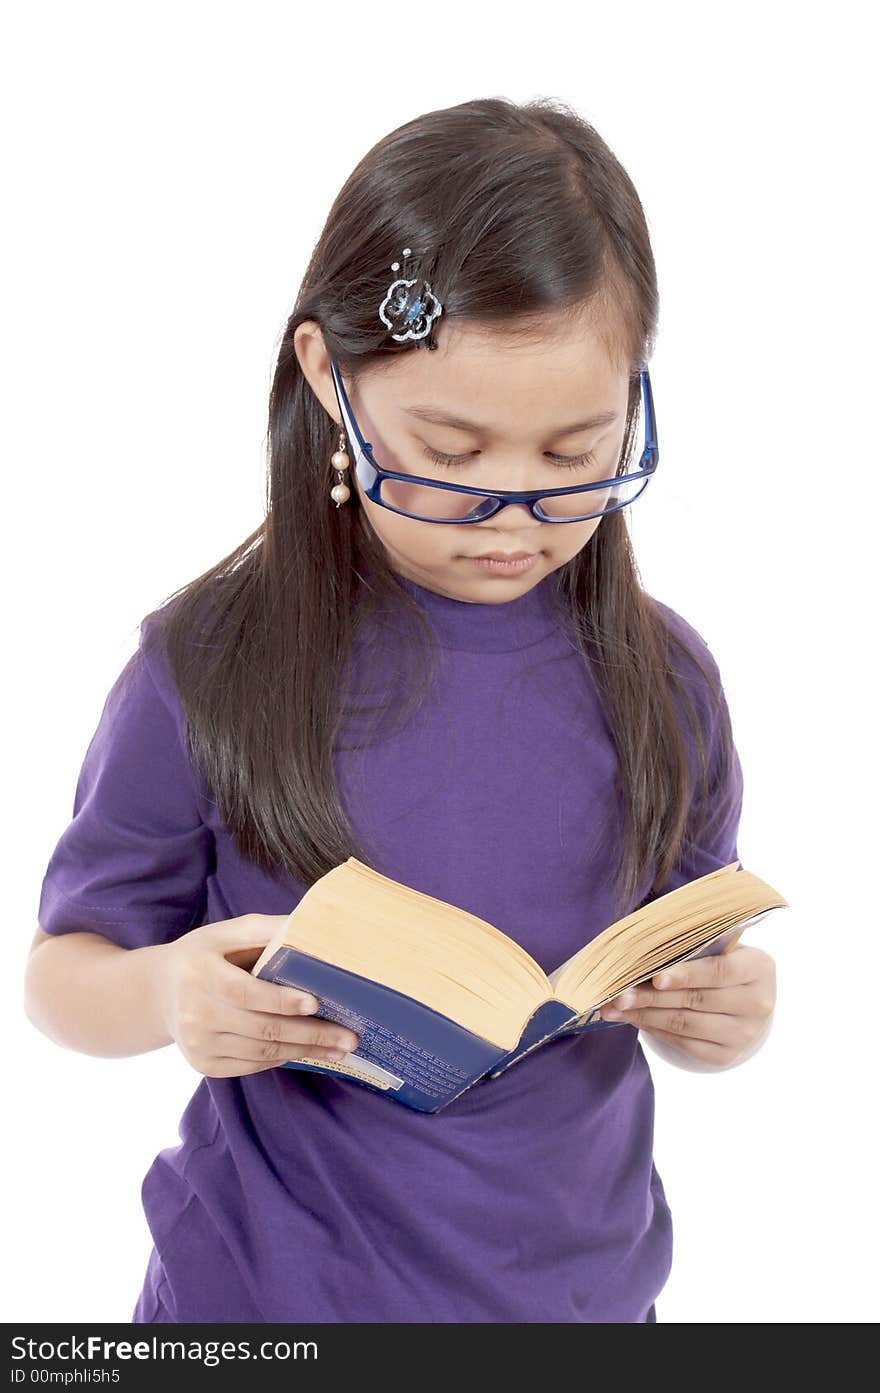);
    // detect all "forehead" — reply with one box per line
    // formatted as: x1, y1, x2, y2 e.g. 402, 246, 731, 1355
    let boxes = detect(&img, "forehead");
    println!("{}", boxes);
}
357, 306, 630, 426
